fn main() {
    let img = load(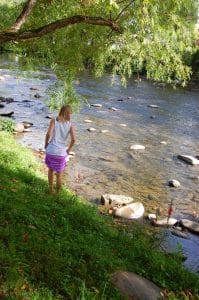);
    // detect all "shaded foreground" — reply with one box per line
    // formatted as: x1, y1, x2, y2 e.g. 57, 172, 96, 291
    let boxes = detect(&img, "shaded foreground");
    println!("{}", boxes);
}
0, 132, 199, 299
